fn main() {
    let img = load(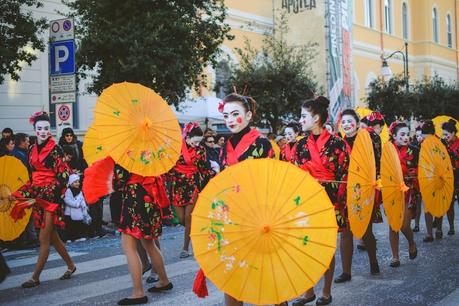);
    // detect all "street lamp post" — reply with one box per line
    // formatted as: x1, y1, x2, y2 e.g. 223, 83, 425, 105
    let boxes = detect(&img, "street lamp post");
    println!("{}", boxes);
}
380, 42, 409, 92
